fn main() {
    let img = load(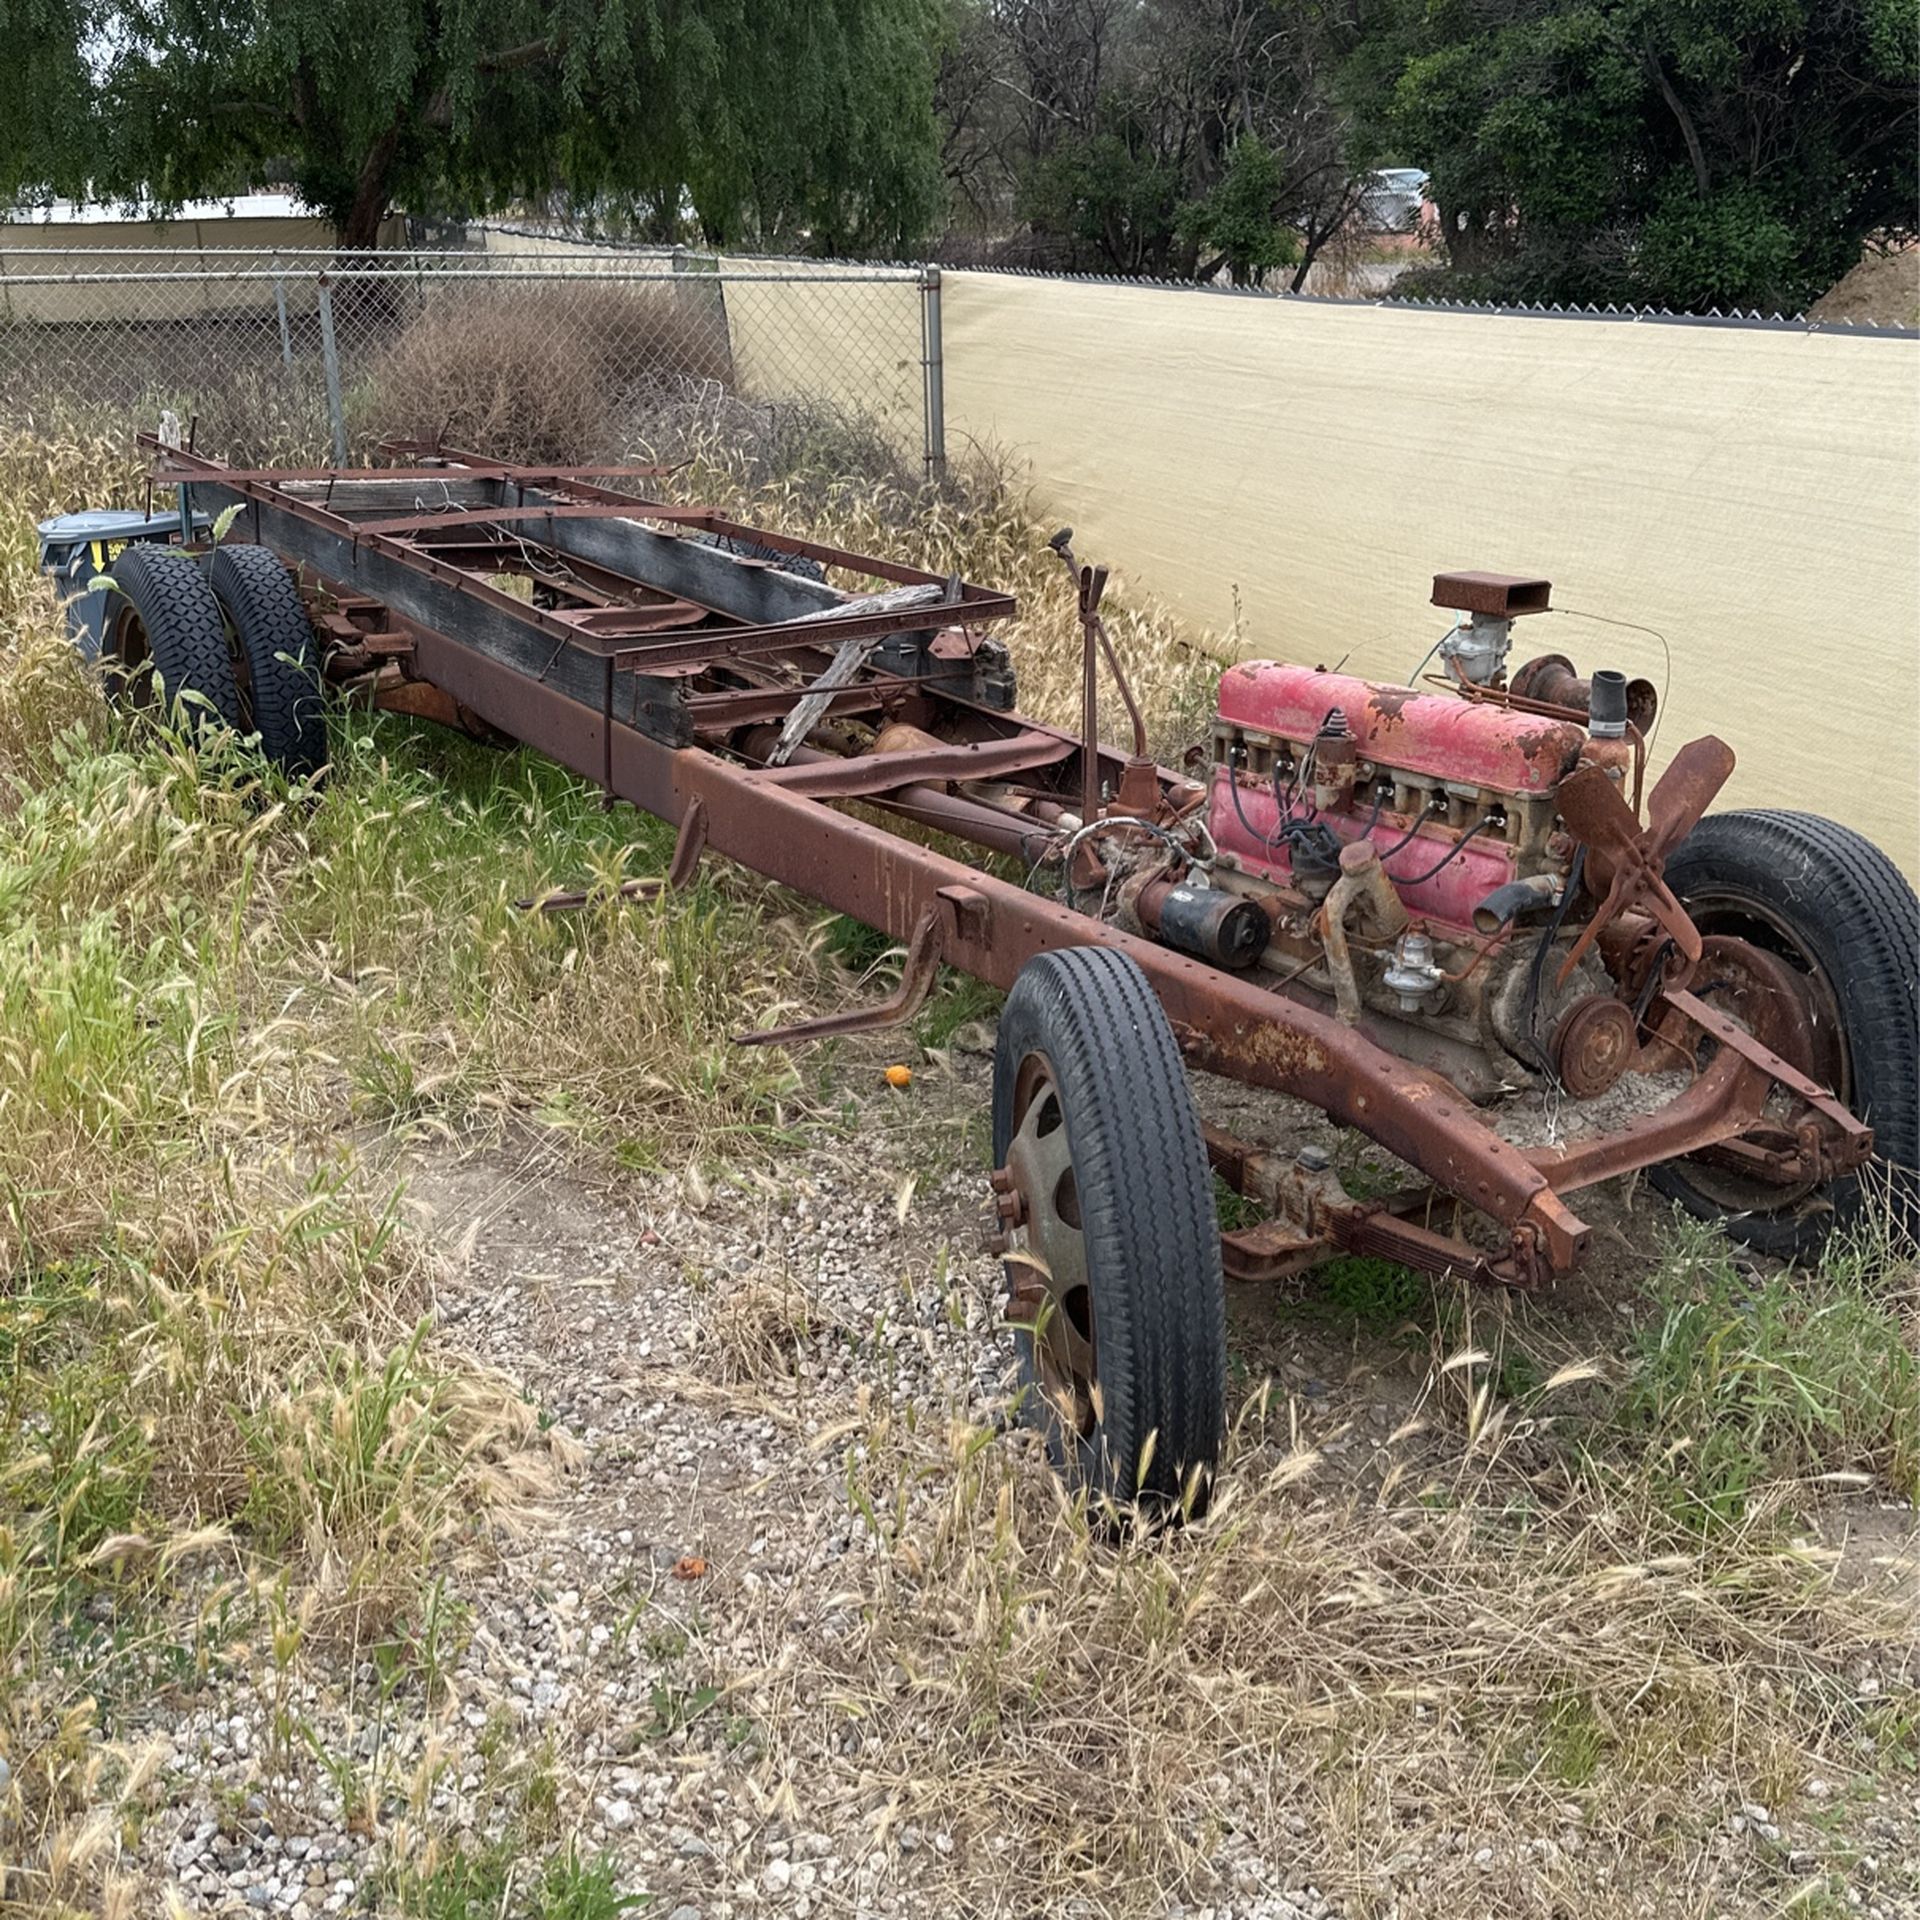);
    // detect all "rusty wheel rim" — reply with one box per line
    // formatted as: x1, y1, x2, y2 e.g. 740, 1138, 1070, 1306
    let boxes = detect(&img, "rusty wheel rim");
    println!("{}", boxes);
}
107, 602, 155, 706
1003, 1051, 1098, 1441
